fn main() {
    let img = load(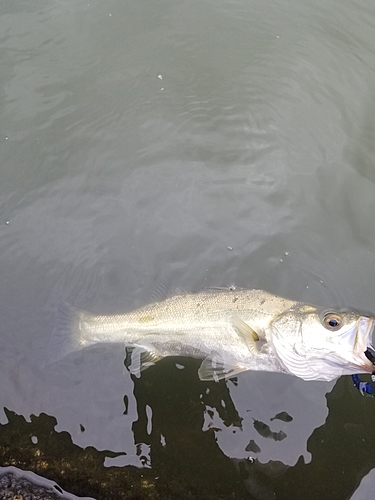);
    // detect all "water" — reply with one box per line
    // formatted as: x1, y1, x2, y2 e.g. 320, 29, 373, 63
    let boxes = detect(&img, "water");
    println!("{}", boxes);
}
1, 0, 375, 498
